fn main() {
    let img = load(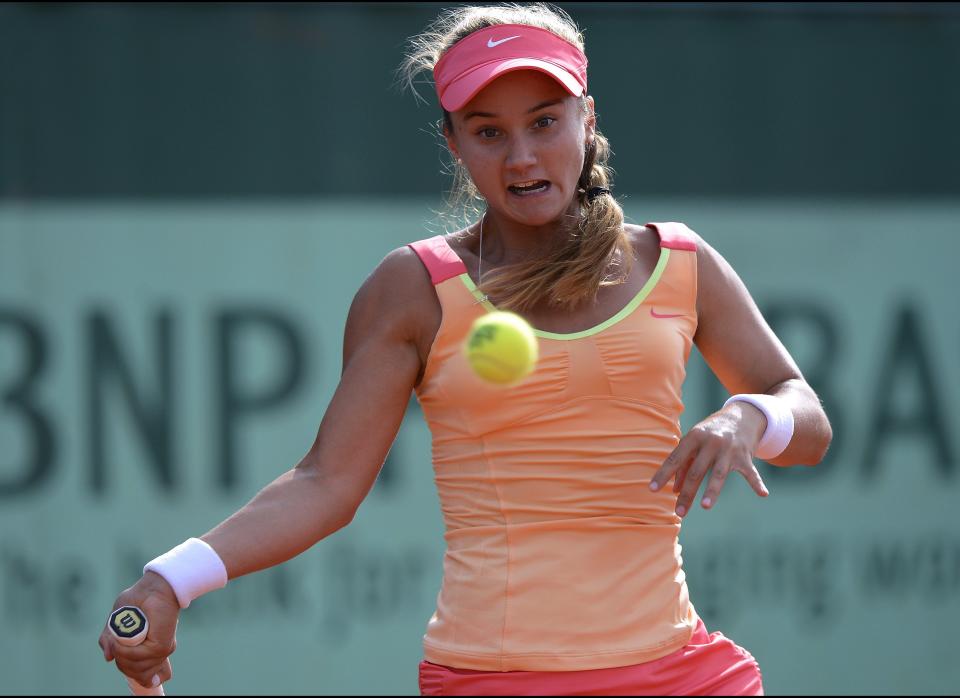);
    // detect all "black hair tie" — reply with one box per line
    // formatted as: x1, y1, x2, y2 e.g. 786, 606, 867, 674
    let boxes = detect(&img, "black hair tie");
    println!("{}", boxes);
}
586, 186, 611, 202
